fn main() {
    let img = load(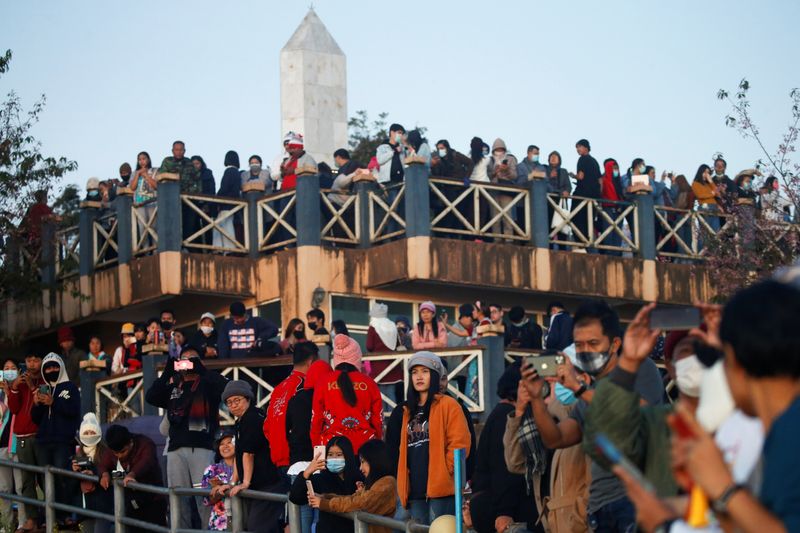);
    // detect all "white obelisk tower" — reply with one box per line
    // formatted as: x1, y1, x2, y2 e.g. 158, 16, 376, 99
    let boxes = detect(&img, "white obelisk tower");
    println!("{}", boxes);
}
280, 9, 347, 165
